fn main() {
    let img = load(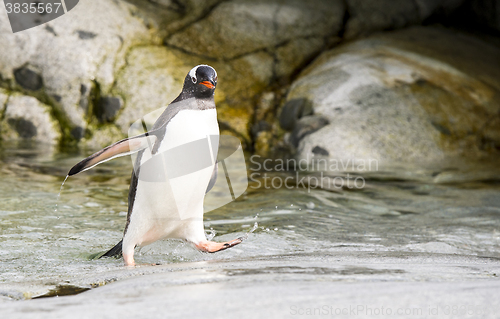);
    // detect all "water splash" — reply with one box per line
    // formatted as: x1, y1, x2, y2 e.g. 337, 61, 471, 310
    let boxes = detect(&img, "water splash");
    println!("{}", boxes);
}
249, 221, 258, 234
55, 175, 69, 212
206, 228, 216, 241
240, 221, 259, 241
